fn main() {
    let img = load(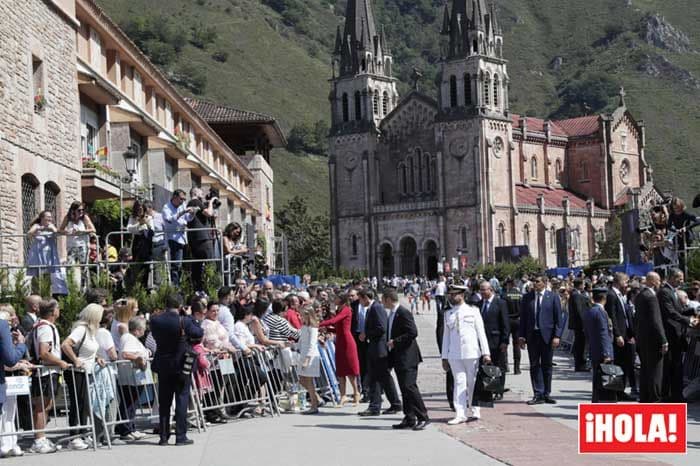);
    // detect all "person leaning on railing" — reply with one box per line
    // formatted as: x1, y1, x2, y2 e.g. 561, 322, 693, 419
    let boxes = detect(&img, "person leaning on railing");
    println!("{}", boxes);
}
26, 211, 67, 295
92, 306, 122, 446
116, 316, 150, 442
59, 201, 96, 287
127, 200, 155, 286
28, 299, 68, 454
0, 305, 30, 458
61, 303, 105, 451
